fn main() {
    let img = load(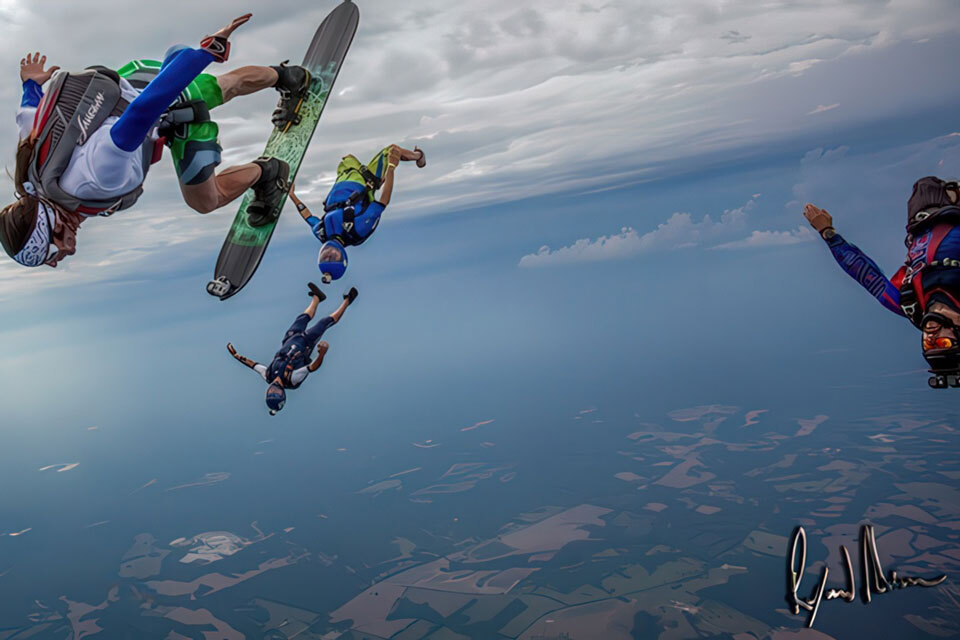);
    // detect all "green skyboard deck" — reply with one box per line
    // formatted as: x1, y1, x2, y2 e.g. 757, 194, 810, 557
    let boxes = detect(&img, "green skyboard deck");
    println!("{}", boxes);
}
208, 0, 359, 300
